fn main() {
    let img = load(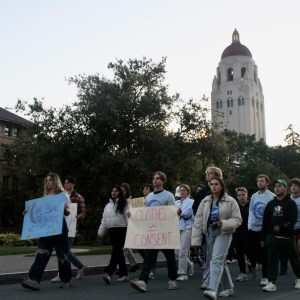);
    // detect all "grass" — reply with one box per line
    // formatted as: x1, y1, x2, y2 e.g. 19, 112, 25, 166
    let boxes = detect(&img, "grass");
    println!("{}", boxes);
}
0, 245, 112, 256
